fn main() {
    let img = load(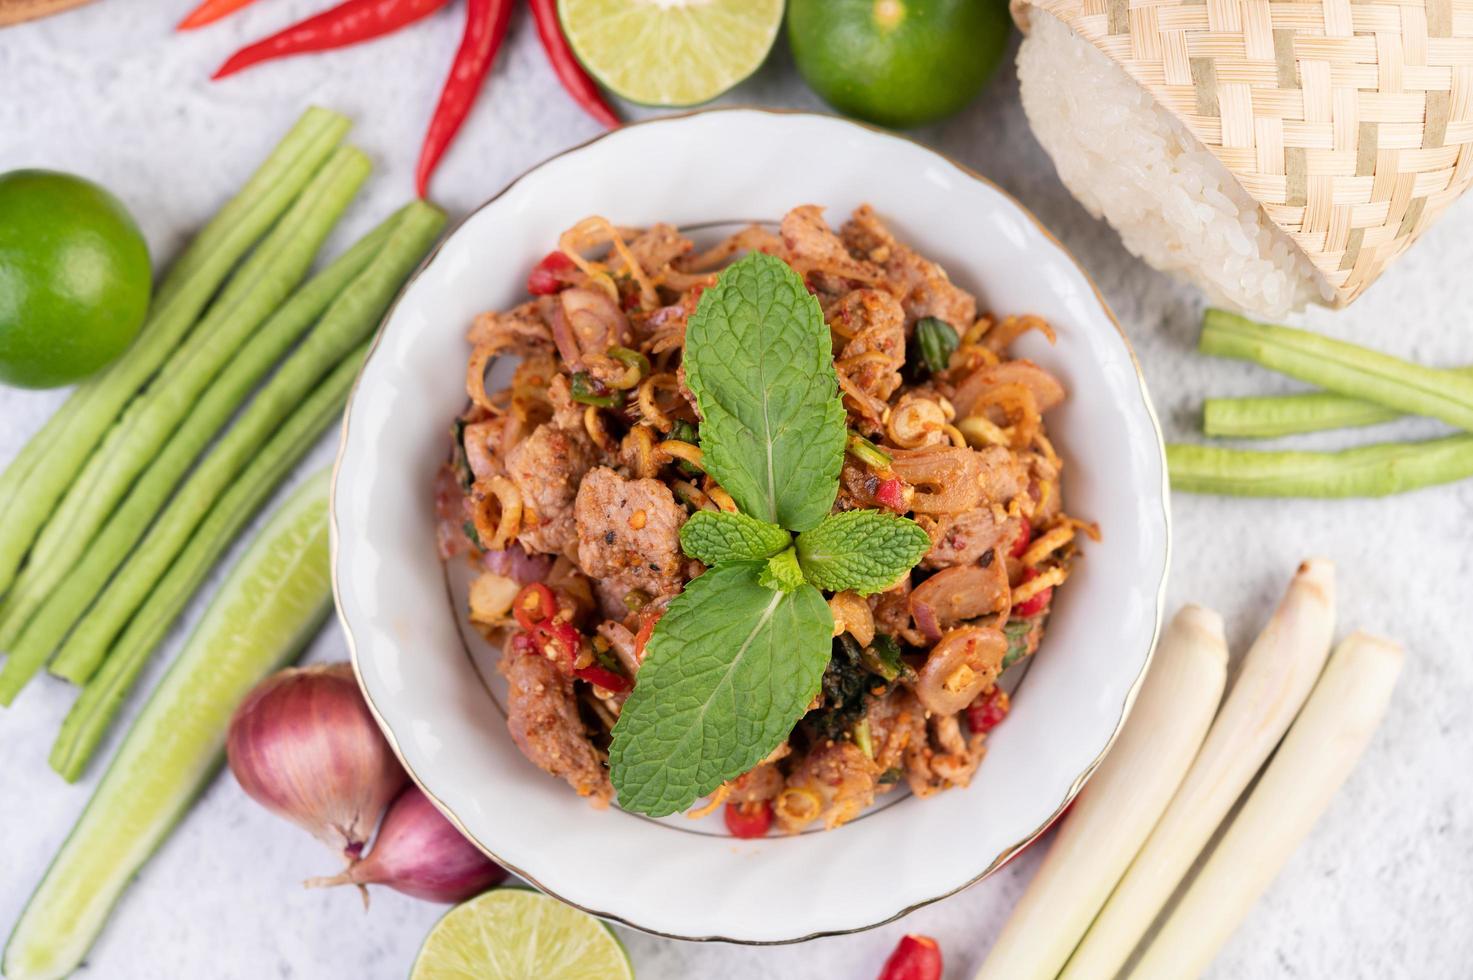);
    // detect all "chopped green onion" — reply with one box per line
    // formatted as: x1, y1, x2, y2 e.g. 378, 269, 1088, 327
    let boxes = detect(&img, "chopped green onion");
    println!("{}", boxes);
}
665, 420, 703, 477
463, 521, 483, 549
570, 372, 623, 408
860, 633, 905, 681
847, 433, 892, 471
1001, 620, 1035, 670
605, 346, 651, 390
452, 417, 474, 489
915, 316, 959, 375
852, 718, 874, 759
